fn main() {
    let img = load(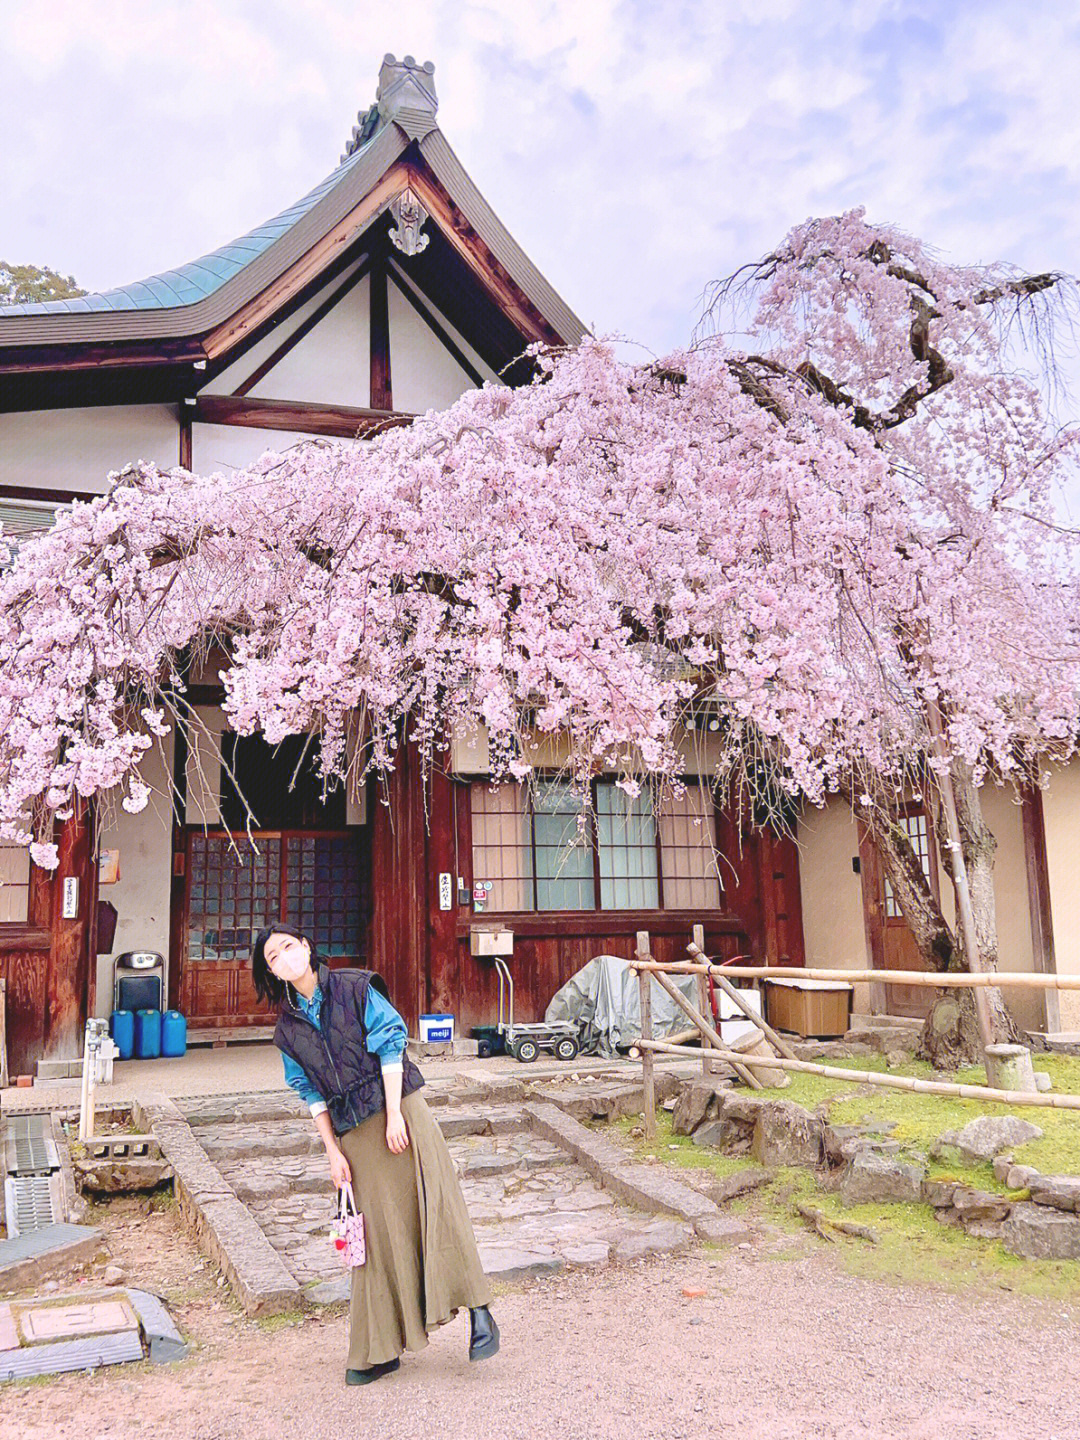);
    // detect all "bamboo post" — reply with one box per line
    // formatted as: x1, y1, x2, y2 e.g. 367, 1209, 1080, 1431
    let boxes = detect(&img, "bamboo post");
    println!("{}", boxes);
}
691, 924, 717, 1077
648, 965, 764, 1090
635, 931, 657, 1141
688, 940, 801, 1063
925, 696, 995, 1052
628, 960, 1080, 990
633, 1037, 1080, 1112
